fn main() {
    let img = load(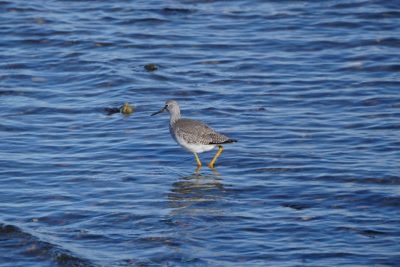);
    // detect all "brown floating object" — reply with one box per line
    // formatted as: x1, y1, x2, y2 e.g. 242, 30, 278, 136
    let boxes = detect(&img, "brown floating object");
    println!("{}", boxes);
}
120, 102, 134, 115
144, 63, 158, 72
